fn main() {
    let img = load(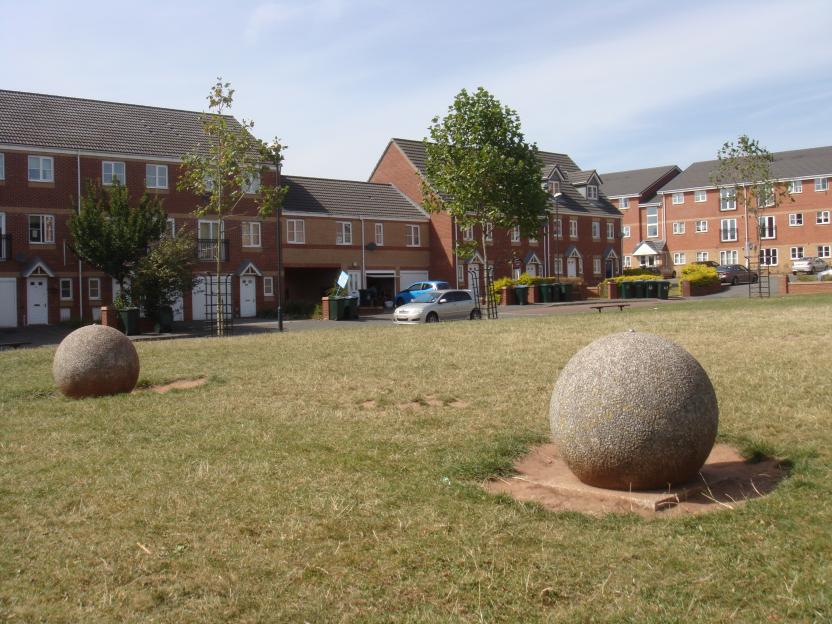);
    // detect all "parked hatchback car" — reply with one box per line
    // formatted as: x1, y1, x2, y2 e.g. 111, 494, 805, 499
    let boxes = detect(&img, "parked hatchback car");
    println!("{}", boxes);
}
394, 280, 451, 307
791, 256, 828, 274
393, 290, 481, 324
717, 264, 758, 285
